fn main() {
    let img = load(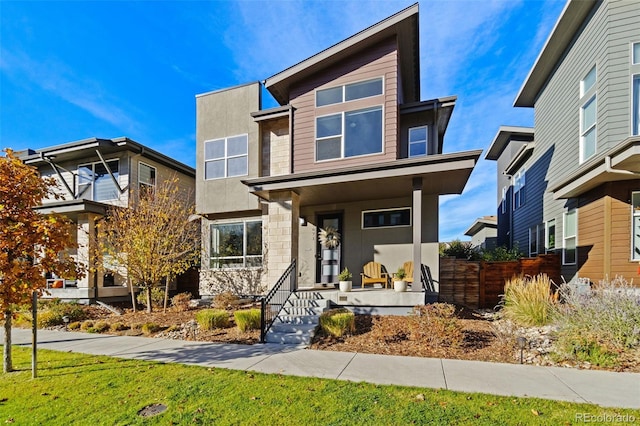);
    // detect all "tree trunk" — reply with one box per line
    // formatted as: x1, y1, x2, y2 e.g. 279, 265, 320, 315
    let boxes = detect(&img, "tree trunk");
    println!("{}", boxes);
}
128, 278, 136, 313
146, 287, 152, 313
163, 276, 170, 313
3, 310, 12, 373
